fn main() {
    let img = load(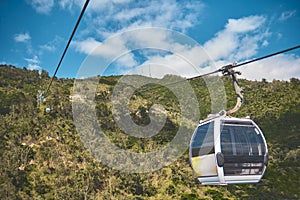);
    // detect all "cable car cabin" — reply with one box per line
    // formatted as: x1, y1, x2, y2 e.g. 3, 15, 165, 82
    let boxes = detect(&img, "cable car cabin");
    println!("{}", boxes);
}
189, 114, 268, 185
